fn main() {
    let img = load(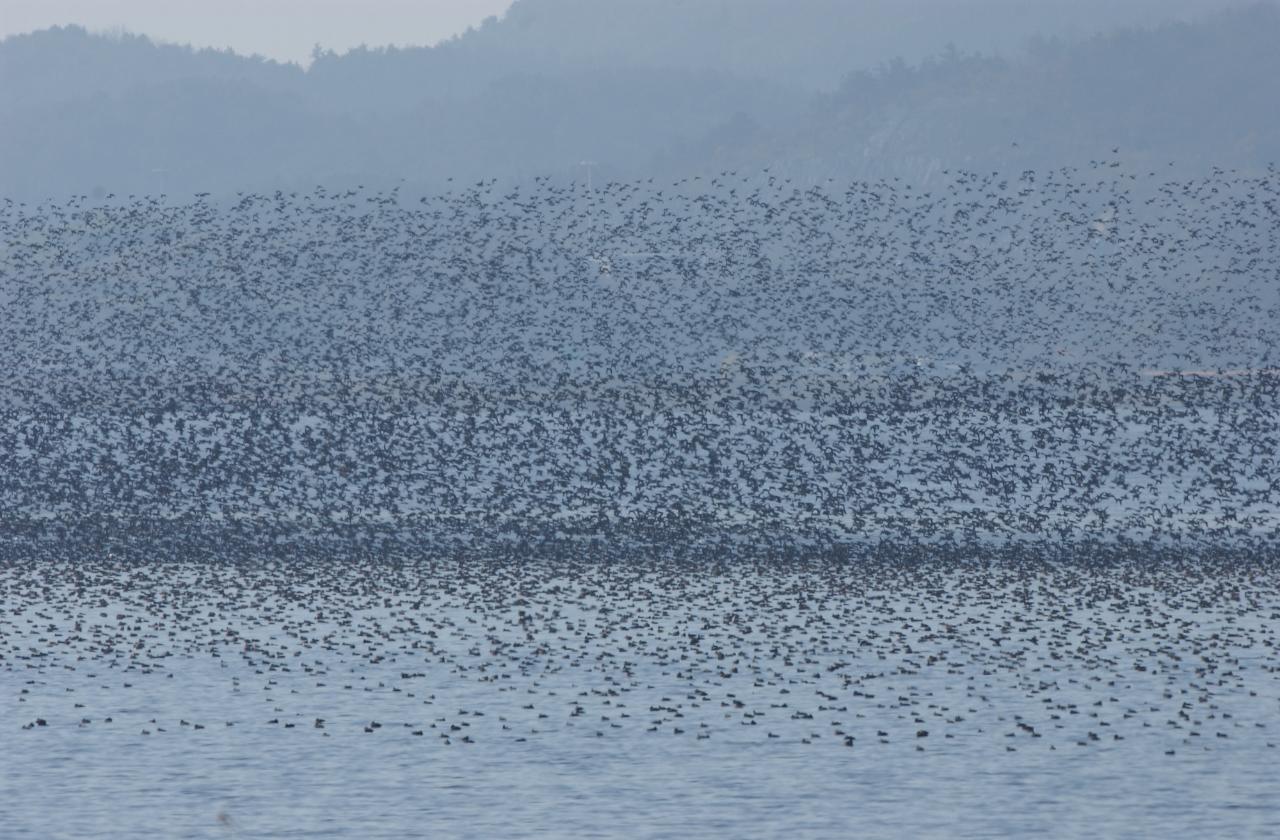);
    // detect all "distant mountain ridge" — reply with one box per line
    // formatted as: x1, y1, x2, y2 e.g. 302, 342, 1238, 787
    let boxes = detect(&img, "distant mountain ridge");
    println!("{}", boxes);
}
0, 1, 1276, 198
